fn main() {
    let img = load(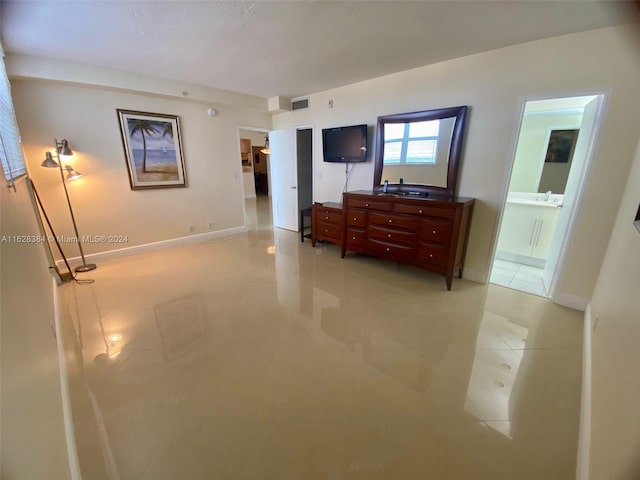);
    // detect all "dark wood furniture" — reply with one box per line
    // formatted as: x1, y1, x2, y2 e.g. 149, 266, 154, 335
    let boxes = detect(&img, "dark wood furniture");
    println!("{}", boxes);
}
312, 202, 343, 247
300, 207, 312, 242
341, 191, 474, 290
